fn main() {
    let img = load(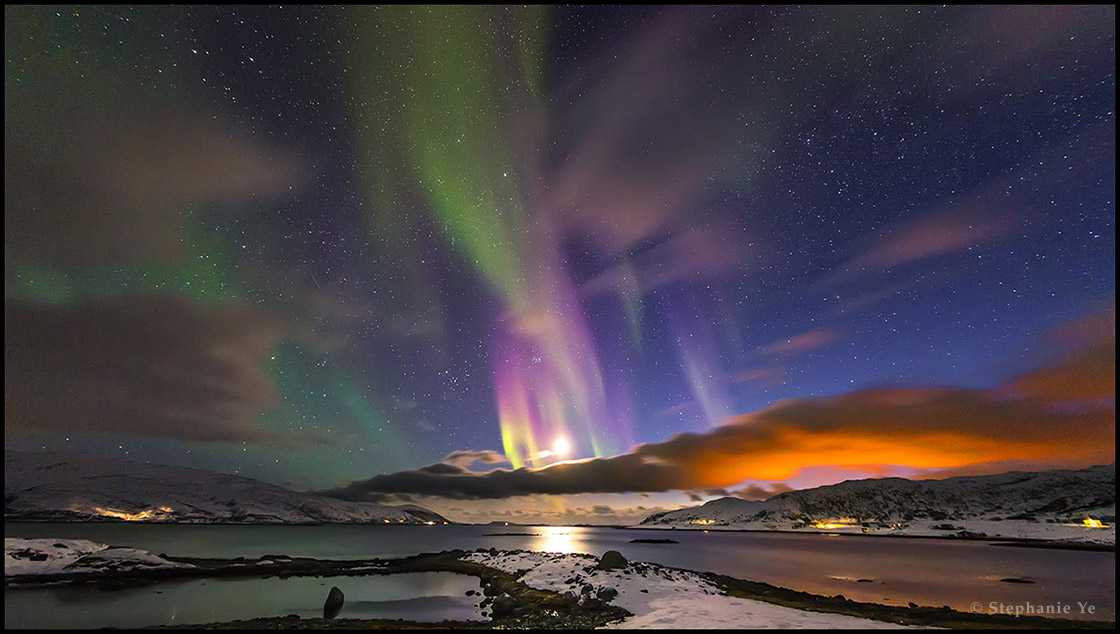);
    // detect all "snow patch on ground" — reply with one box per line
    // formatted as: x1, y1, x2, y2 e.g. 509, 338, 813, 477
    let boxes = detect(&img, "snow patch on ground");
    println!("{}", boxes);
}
463, 550, 915, 629
4, 538, 193, 576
